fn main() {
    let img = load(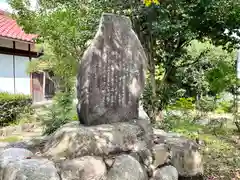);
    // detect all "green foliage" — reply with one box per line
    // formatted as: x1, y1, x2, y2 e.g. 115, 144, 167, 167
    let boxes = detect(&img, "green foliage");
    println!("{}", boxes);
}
0, 92, 32, 126
157, 110, 198, 131
9, 0, 107, 91
40, 91, 77, 135
9, 0, 240, 117
168, 97, 195, 111
175, 41, 236, 97
158, 111, 240, 179
196, 96, 216, 112
143, 0, 160, 6
0, 136, 22, 143
215, 100, 233, 113
195, 96, 234, 113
